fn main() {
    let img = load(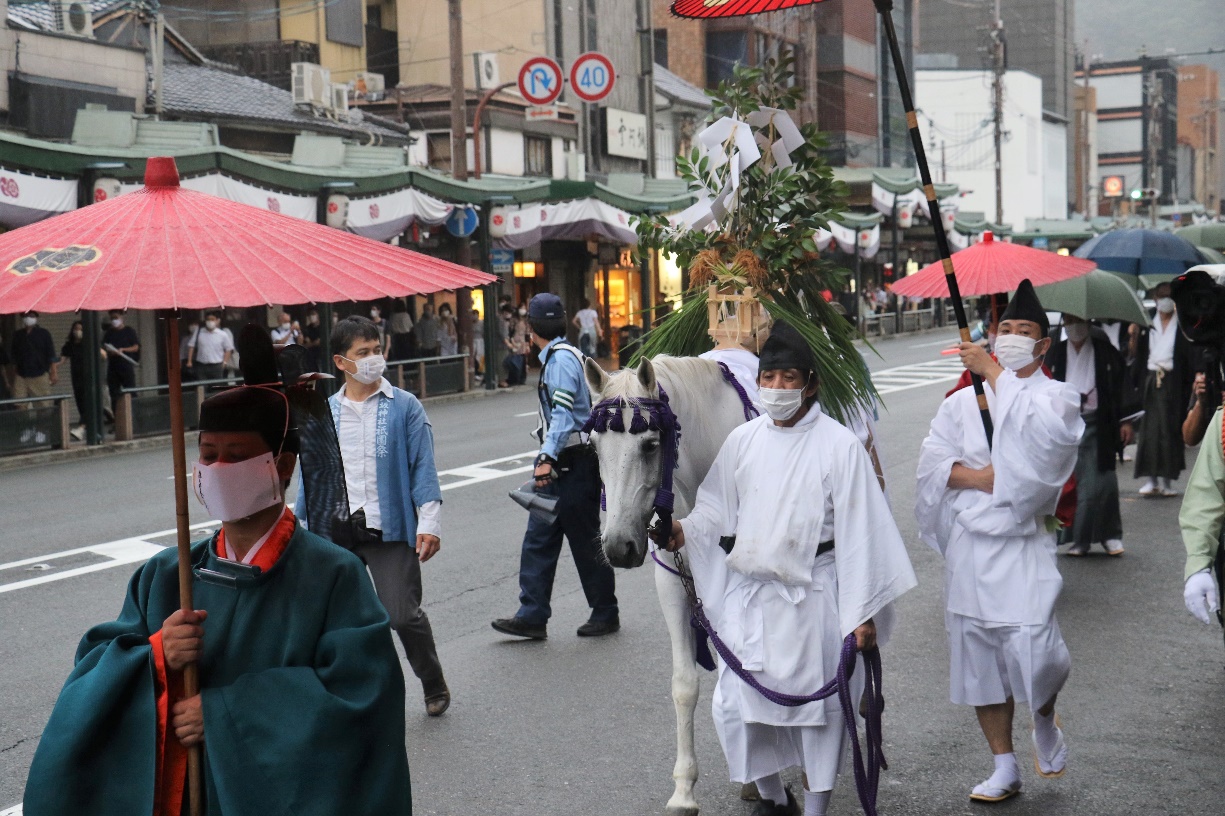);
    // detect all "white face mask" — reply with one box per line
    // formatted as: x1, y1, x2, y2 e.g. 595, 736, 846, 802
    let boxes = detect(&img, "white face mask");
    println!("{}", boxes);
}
518, 308, 527, 316
1064, 322, 1089, 343
344, 354, 386, 385
192, 452, 284, 522
205, 320, 218, 331
759, 386, 807, 422
22, 316, 37, 327
370, 309, 380, 319
111, 318, 123, 328
994, 334, 1040, 371
73, 329, 83, 340
1157, 297, 1176, 315
280, 322, 291, 331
